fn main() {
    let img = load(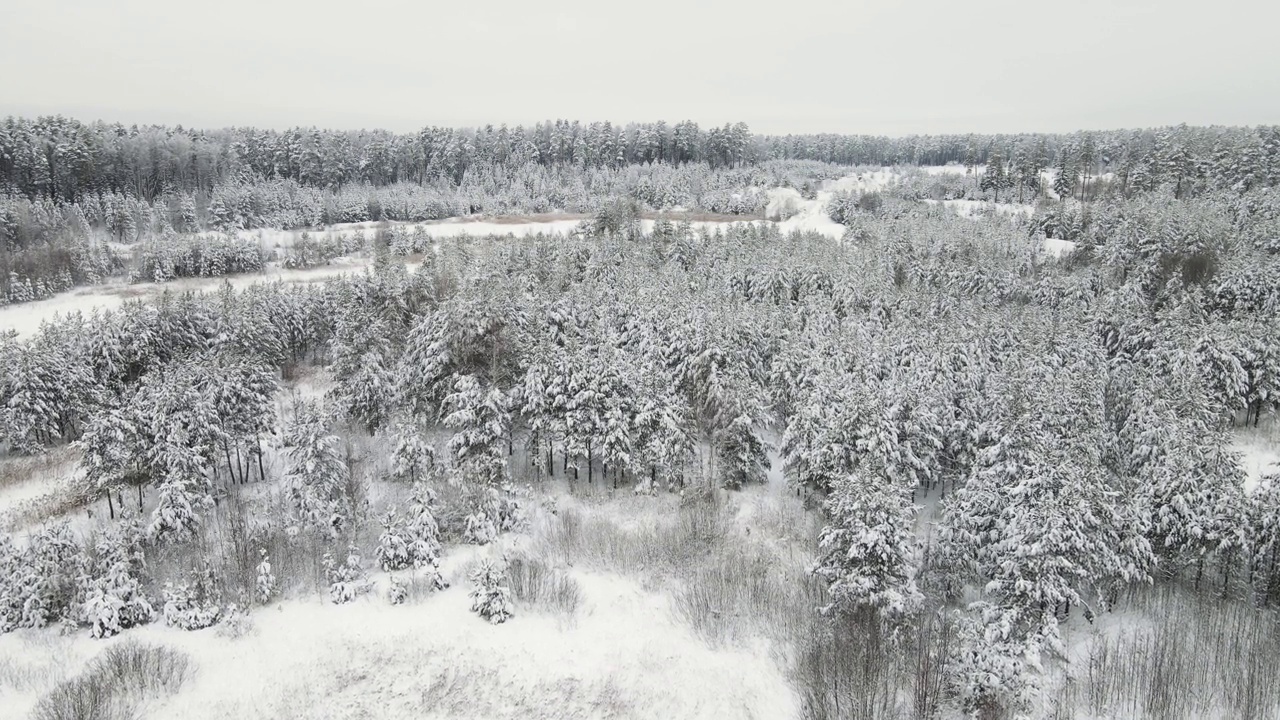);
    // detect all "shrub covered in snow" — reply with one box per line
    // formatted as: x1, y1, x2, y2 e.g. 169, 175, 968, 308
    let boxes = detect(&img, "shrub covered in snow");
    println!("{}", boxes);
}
376, 509, 413, 571
463, 512, 499, 545
0, 523, 86, 632
387, 575, 408, 605
77, 522, 154, 638
161, 563, 225, 631
812, 472, 923, 621
215, 603, 255, 639
950, 603, 1048, 718
469, 558, 514, 624
459, 484, 527, 545
406, 484, 450, 591
390, 425, 436, 484
322, 545, 372, 604
282, 403, 351, 537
